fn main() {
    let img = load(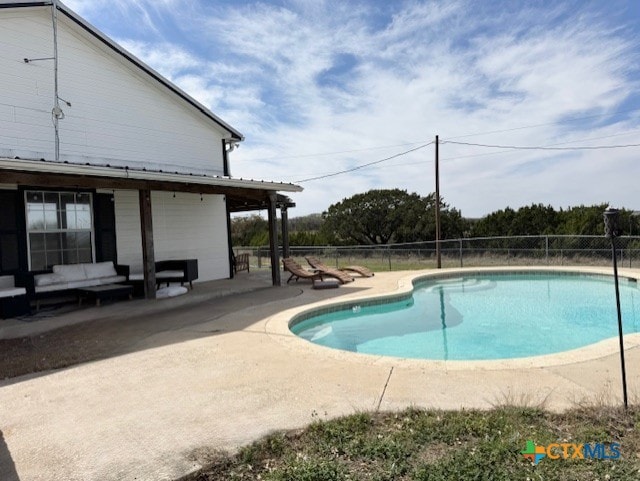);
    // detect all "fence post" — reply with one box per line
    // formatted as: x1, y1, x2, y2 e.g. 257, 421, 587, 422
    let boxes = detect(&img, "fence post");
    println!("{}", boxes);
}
459, 238, 463, 268
257, 247, 262, 268
545, 236, 549, 265
335, 248, 339, 268
388, 246, 392, 271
